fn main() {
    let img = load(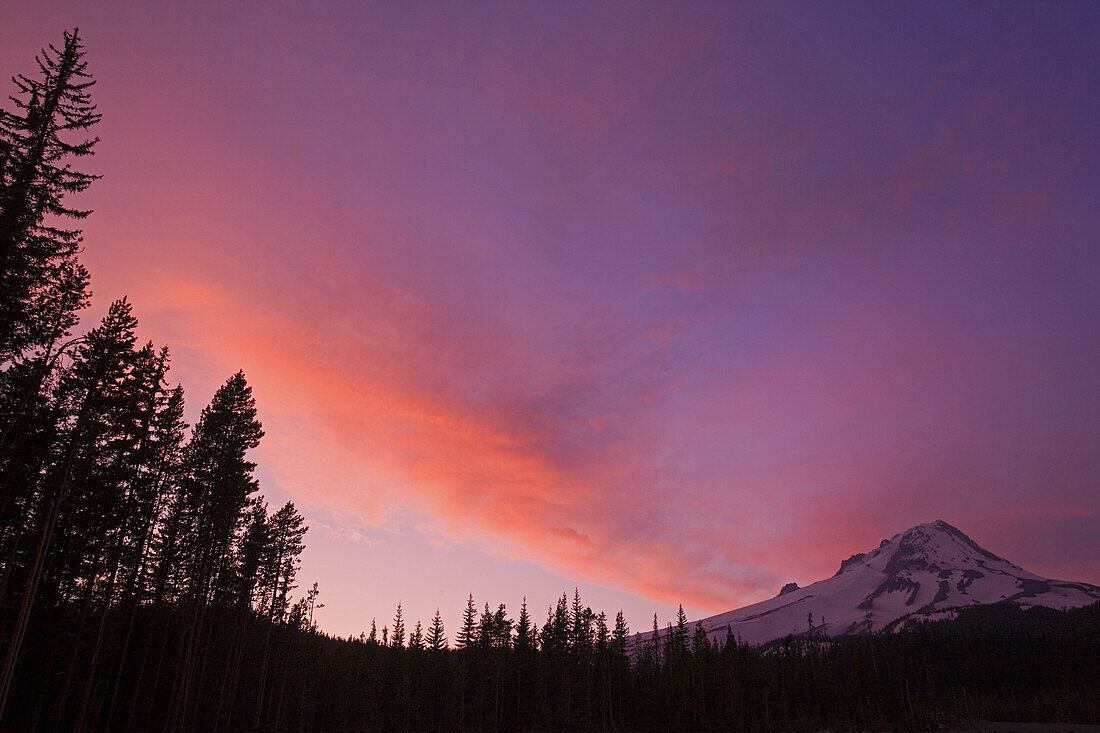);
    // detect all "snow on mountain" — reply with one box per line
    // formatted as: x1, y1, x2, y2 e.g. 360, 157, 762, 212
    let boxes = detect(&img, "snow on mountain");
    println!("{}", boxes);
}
653, 520, 1100, 647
